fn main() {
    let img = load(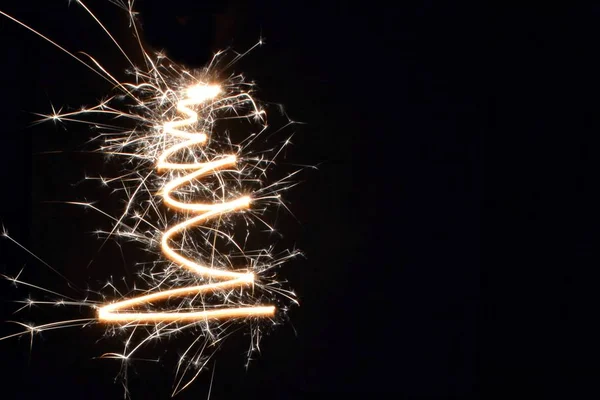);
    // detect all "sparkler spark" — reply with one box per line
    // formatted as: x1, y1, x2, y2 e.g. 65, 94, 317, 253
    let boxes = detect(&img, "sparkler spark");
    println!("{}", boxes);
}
1, 0, 300, 395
